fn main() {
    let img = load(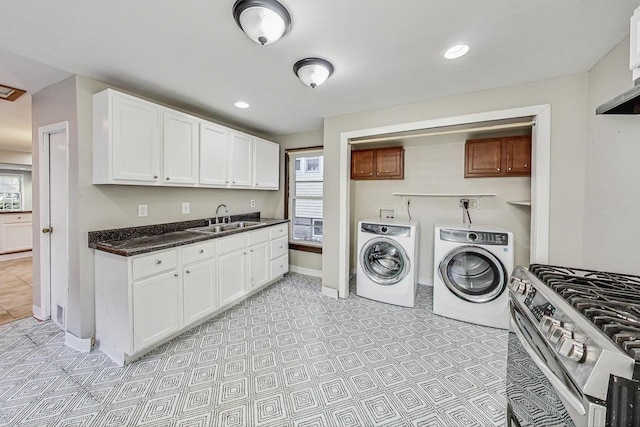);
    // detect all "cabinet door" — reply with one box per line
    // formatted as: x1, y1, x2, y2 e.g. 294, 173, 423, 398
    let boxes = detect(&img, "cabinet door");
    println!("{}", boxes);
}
183, 260, 217, 325
163, 110, 199, 185
465, 138, 503, 177
0, 222, 32, 254
219, 249, 246, 306
229, 132, 253, 187
133, 270, 181, 352
111, 94, 160, 182
253, 138, 279, 190
505, 136, 531, 176
200, 121, 229, 186
375, 147, 404, 179
351, 150, 375, 179
248, 242, 270, 290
